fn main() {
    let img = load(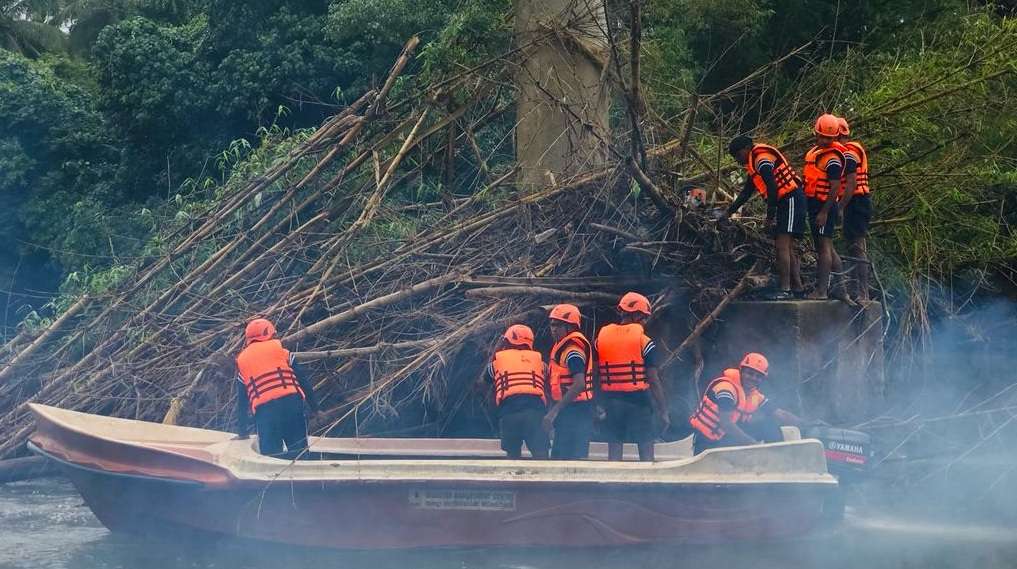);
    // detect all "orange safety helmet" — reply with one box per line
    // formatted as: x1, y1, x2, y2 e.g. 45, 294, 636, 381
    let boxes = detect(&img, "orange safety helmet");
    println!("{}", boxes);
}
685, 187, 708, 208
836, 116, 850, 136
814, 114, 841, 137
503, 324, 535, 349
618, 292, 652, 316
740, 352, 769, 376
549, 304, 581, 326
245, 318, 277, 344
